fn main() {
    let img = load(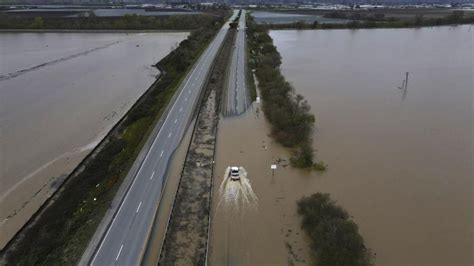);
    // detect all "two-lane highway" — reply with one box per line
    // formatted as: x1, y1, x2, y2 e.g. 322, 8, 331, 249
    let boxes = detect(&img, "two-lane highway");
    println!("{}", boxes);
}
224, 10, 249, 116
89, 11, 238, 266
